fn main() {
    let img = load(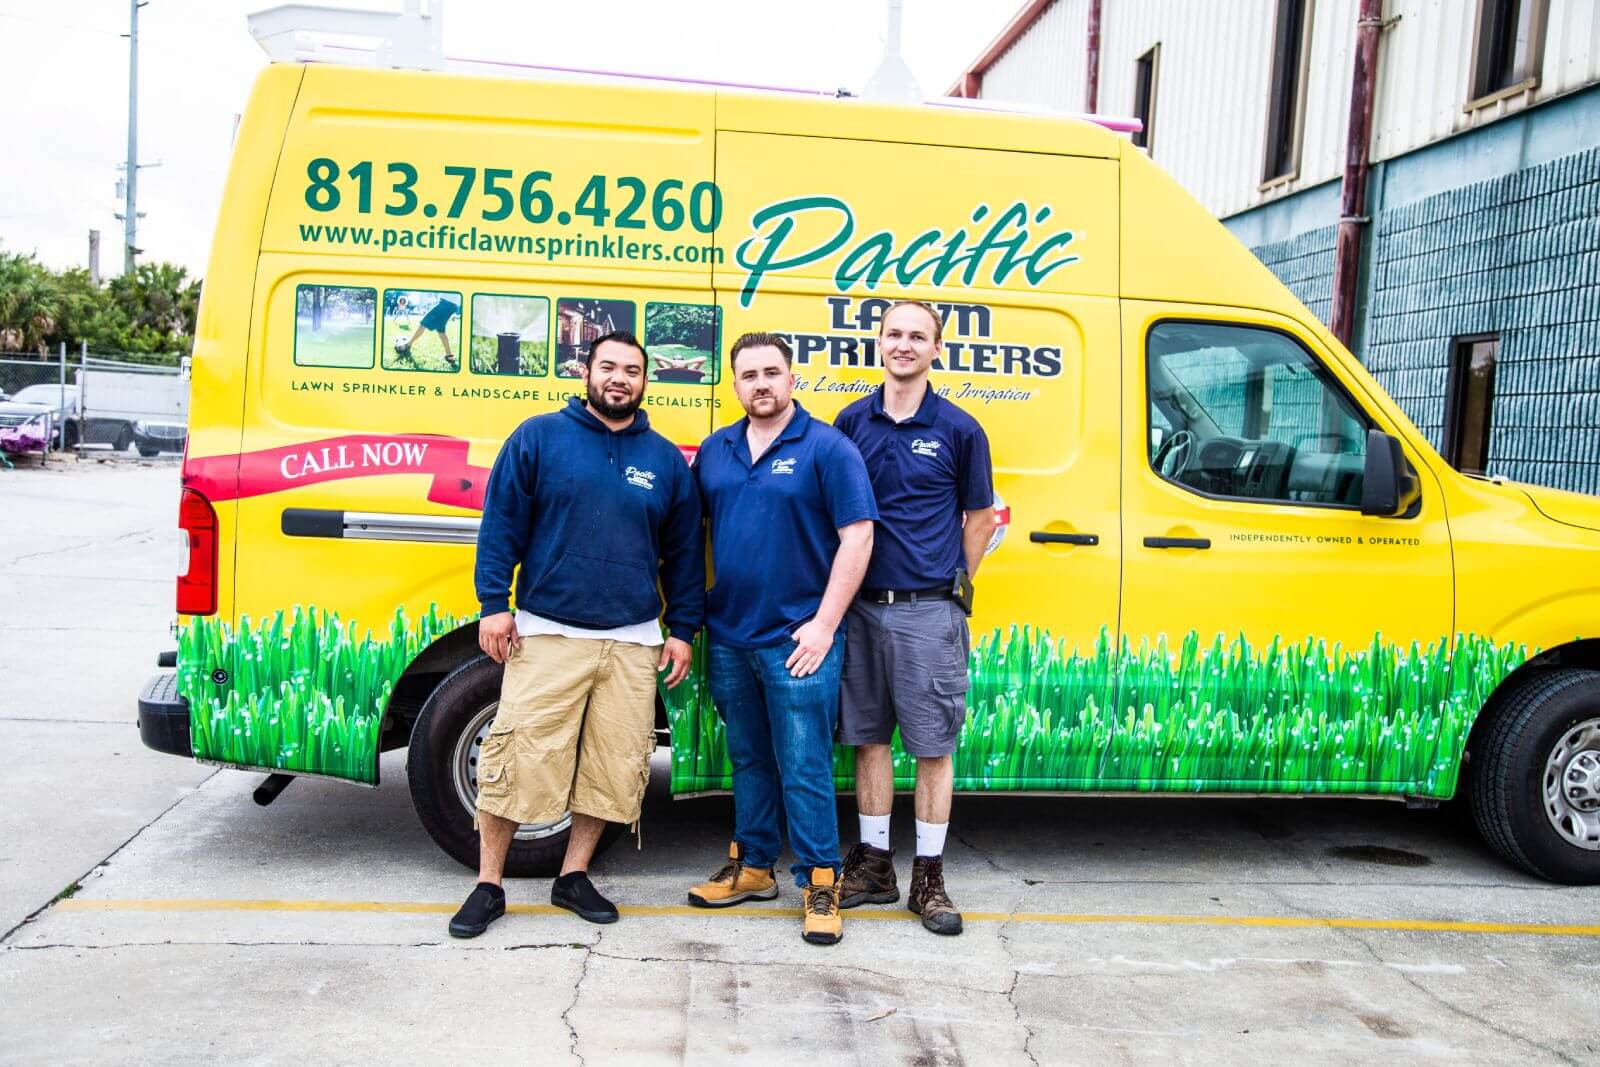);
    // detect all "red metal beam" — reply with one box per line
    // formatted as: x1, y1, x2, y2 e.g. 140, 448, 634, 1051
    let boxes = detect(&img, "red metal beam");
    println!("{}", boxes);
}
1331, 0, 1384, 348
944, 0, 1057, 97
